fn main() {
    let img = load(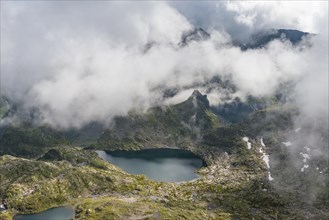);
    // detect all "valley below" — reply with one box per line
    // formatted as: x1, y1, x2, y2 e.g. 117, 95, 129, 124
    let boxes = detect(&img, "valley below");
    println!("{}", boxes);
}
0, 90, 328, 220
1, 1, 328, 219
